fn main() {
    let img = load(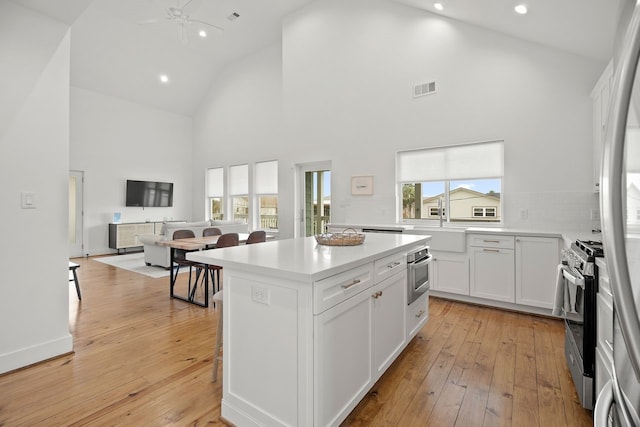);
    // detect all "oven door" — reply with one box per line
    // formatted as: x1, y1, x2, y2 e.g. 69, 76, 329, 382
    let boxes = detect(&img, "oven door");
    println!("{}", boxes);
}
559, 266, 586, 323
408, 254, 433, 305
